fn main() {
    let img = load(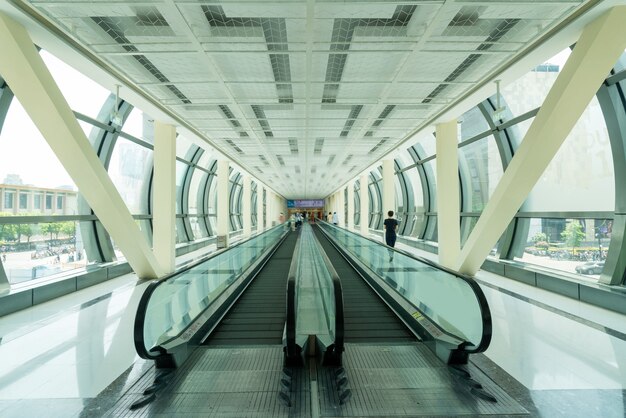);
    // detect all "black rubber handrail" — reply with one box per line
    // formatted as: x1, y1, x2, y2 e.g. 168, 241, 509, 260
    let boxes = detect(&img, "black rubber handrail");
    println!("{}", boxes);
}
318, 220, 491, 354
134, 225, 286, 360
